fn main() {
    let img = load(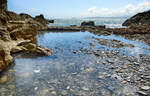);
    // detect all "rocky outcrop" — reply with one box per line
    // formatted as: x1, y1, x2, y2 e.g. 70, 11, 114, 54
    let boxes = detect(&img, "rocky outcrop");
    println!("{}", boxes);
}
0, 0, 7, 13
0, 0, 52, 72
35, 14, 49, 26
47, 26, 81, 31
123, 10, 150, 26
0, 20, 52, 72
81, 21, 95, 26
